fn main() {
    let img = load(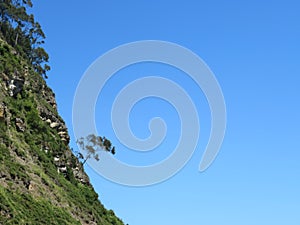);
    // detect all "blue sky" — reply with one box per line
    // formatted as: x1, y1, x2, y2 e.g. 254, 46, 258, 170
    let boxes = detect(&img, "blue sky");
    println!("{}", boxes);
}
32, 1, 299, 224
